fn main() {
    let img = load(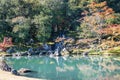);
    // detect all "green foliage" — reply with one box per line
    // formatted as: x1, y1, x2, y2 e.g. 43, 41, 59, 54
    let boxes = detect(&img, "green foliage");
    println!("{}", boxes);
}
106, 13, 120, 24
0, 0, 119, 44
12, 18, 31, 42
33, 13, 52, 42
